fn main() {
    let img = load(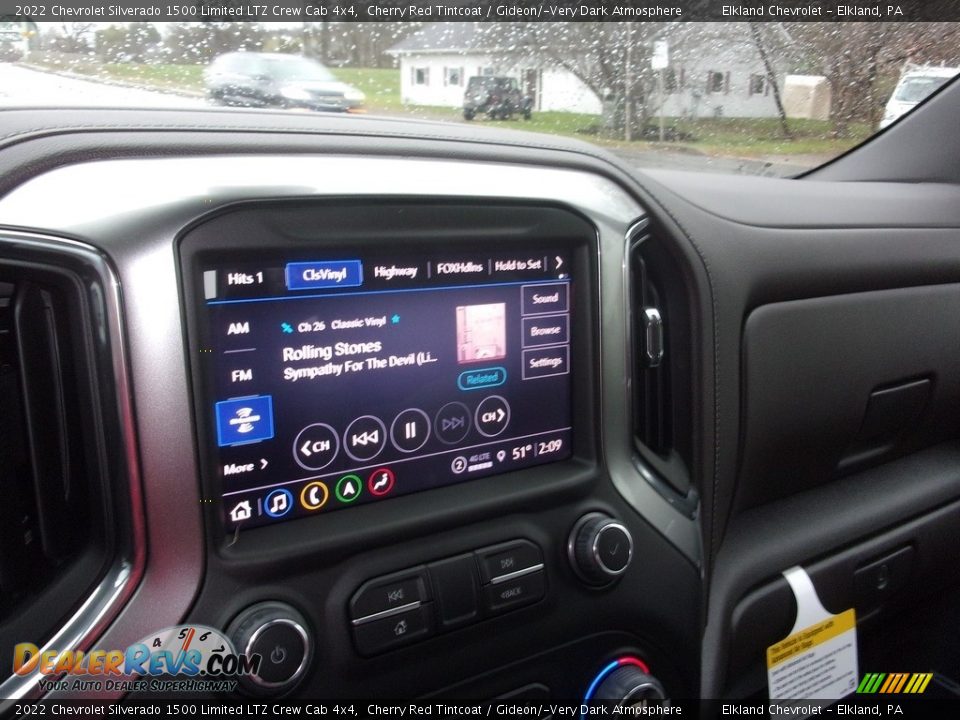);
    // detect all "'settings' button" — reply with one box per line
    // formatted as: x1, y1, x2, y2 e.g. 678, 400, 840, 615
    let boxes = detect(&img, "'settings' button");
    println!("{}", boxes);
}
522, 346, 570, 380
